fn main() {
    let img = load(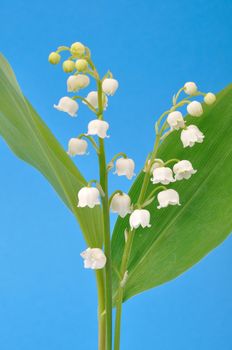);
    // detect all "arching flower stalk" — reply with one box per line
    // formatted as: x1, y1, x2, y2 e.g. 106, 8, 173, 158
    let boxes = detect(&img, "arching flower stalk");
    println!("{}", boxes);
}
49, 41, 216, 350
